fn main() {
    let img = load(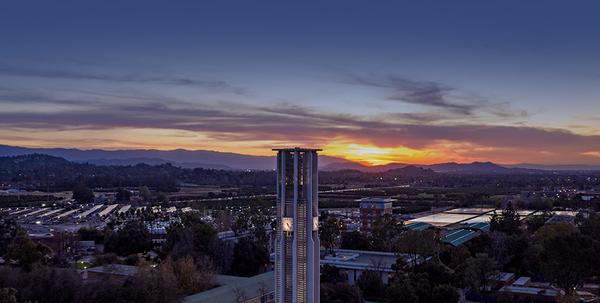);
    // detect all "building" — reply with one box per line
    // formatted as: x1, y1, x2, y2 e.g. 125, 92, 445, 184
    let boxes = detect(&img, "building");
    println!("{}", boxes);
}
498, 276, 562, 302
268, 248, 425, 286
472, 272, 574, 303
83, 264, 138, 284
358, 197, 395, 231
184, 272, 275, 303
273, 148, 320, 303
320, 249, 423, 285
